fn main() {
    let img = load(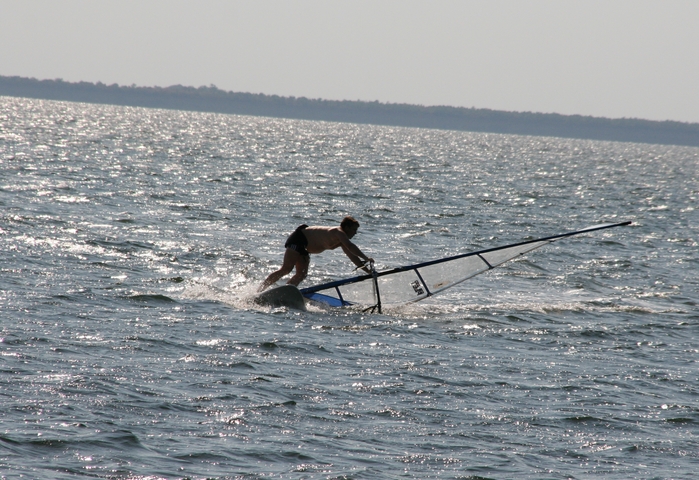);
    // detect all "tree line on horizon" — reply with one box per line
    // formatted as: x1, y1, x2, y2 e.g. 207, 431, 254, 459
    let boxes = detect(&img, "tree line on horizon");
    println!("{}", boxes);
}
1, 75, 697, 147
